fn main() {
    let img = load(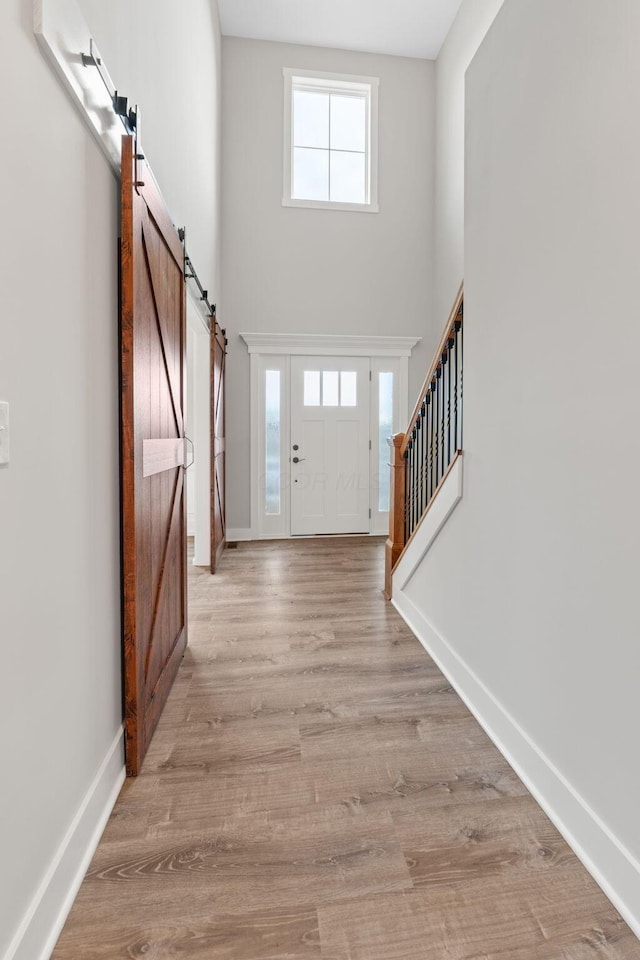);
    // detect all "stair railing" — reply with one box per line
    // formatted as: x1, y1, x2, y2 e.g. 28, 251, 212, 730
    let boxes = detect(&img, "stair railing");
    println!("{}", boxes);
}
384, 284, 464, 599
